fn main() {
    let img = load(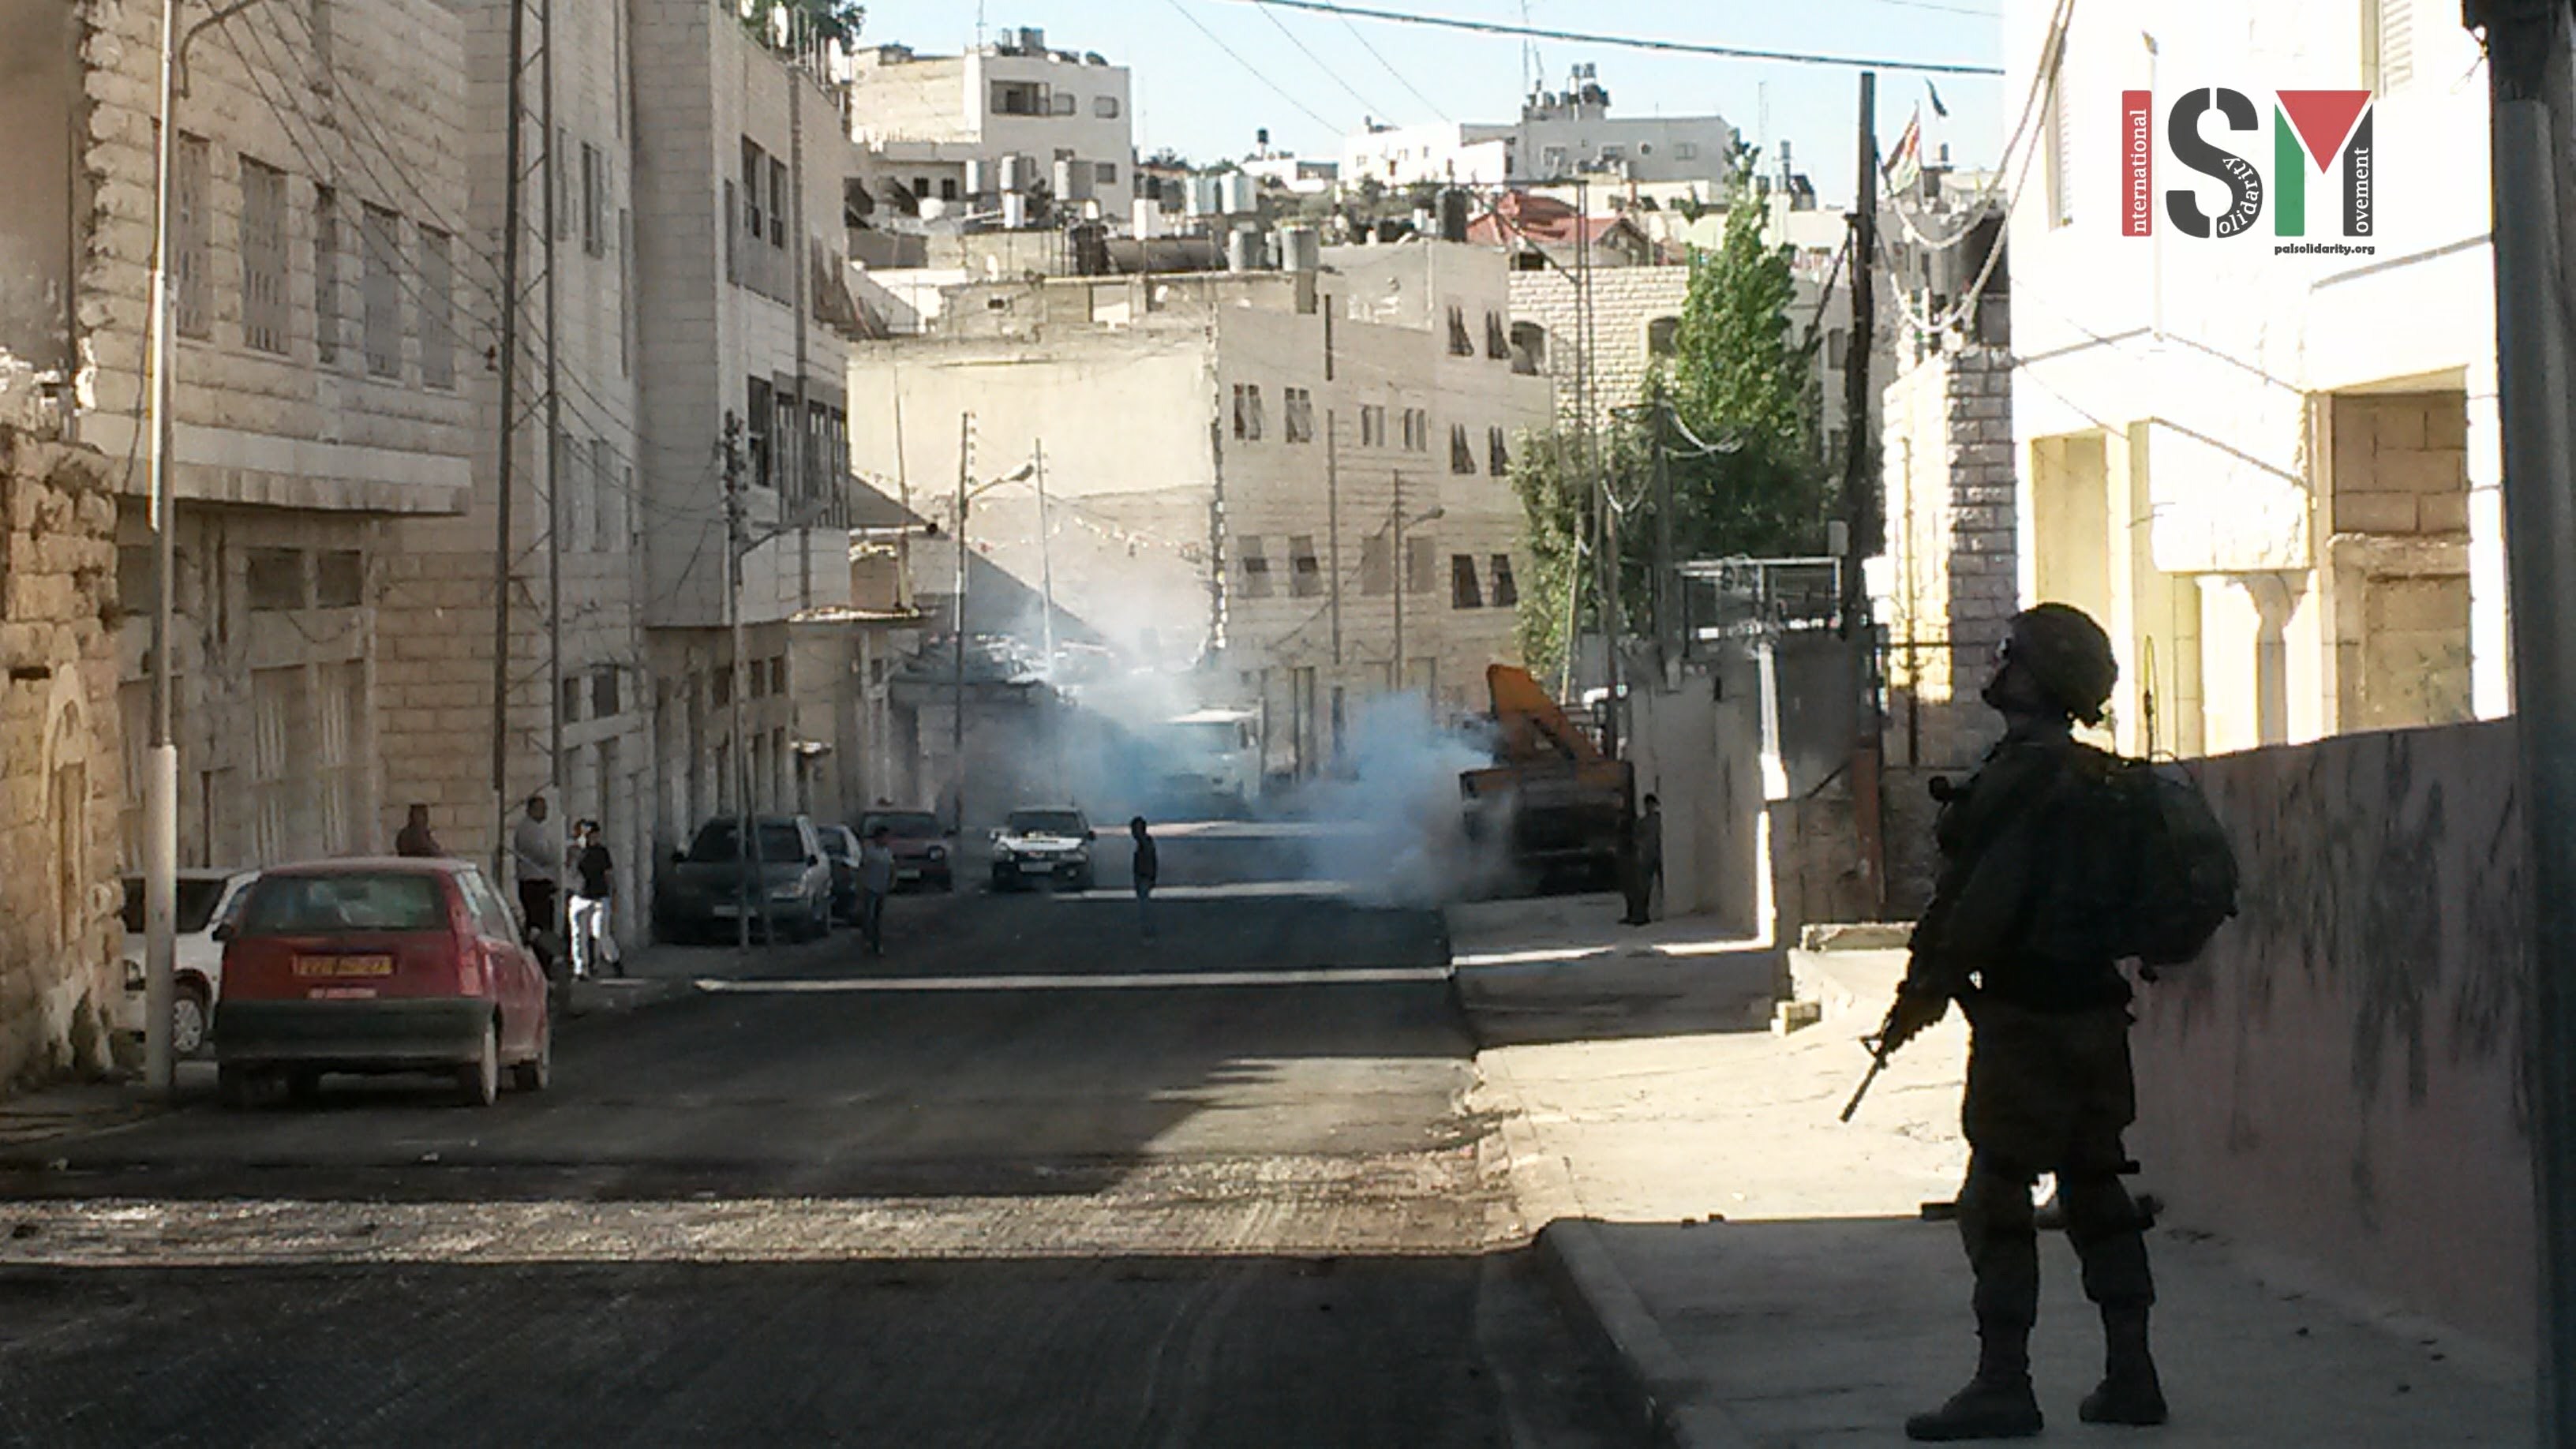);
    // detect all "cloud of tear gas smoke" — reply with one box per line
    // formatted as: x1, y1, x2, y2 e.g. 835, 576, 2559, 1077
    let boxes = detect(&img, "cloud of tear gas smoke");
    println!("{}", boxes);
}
1286, 696, 1516, 908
